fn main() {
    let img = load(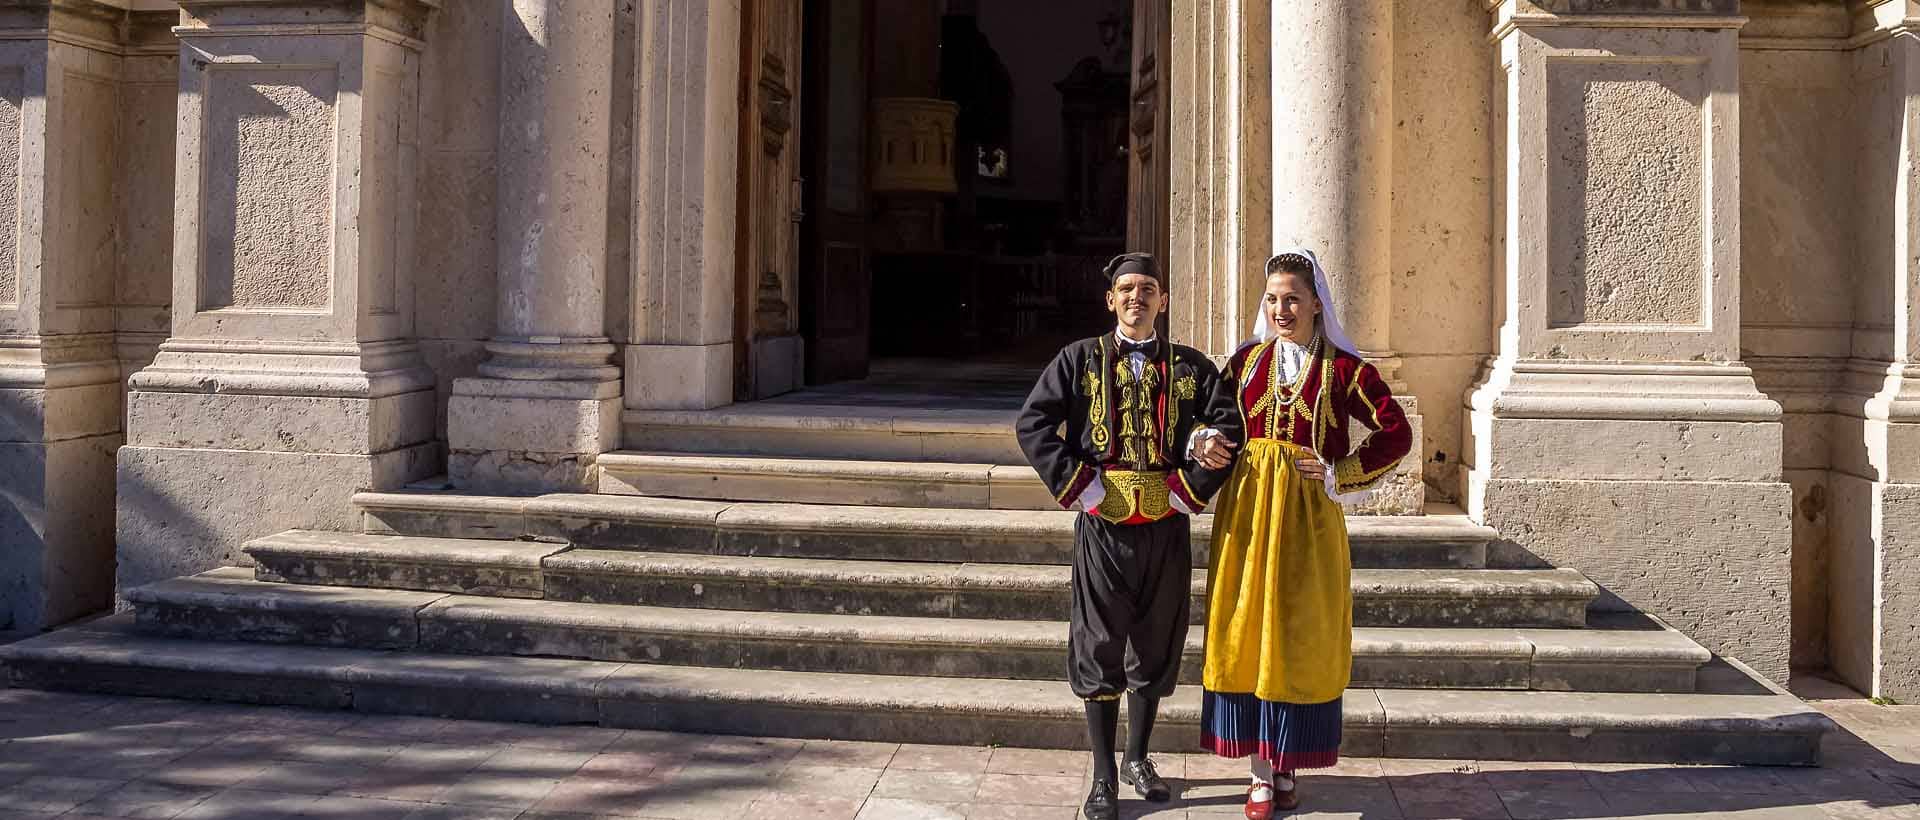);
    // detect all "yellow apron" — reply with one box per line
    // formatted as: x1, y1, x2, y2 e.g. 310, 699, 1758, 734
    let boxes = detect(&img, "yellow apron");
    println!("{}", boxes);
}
1202, 438, 1353, 704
